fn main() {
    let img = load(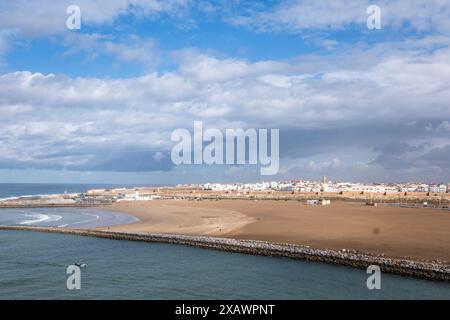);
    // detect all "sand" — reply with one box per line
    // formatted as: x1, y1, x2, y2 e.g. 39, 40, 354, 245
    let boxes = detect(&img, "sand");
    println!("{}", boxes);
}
99, 200, 450, 262
100, 201, 255, 236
